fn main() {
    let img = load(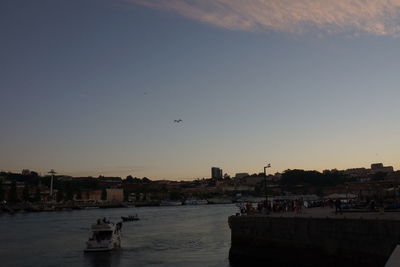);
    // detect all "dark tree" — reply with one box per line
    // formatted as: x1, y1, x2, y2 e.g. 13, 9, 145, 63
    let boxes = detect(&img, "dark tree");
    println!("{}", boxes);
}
34, 187, 41, 202
65, 185, 74, 201
125, 175, 143, 183
169, 191, 182, 200
76, 189, 82, 200
372, 172, 387, 181
280, 169, 346, 188
123, 190, 129, 201
8, 181, 18, 203
22, 185, 30, 202
101, 188, 107, 201
142, 177, 151, 183
0, 183, 4, 201
56, 189, 64, 202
